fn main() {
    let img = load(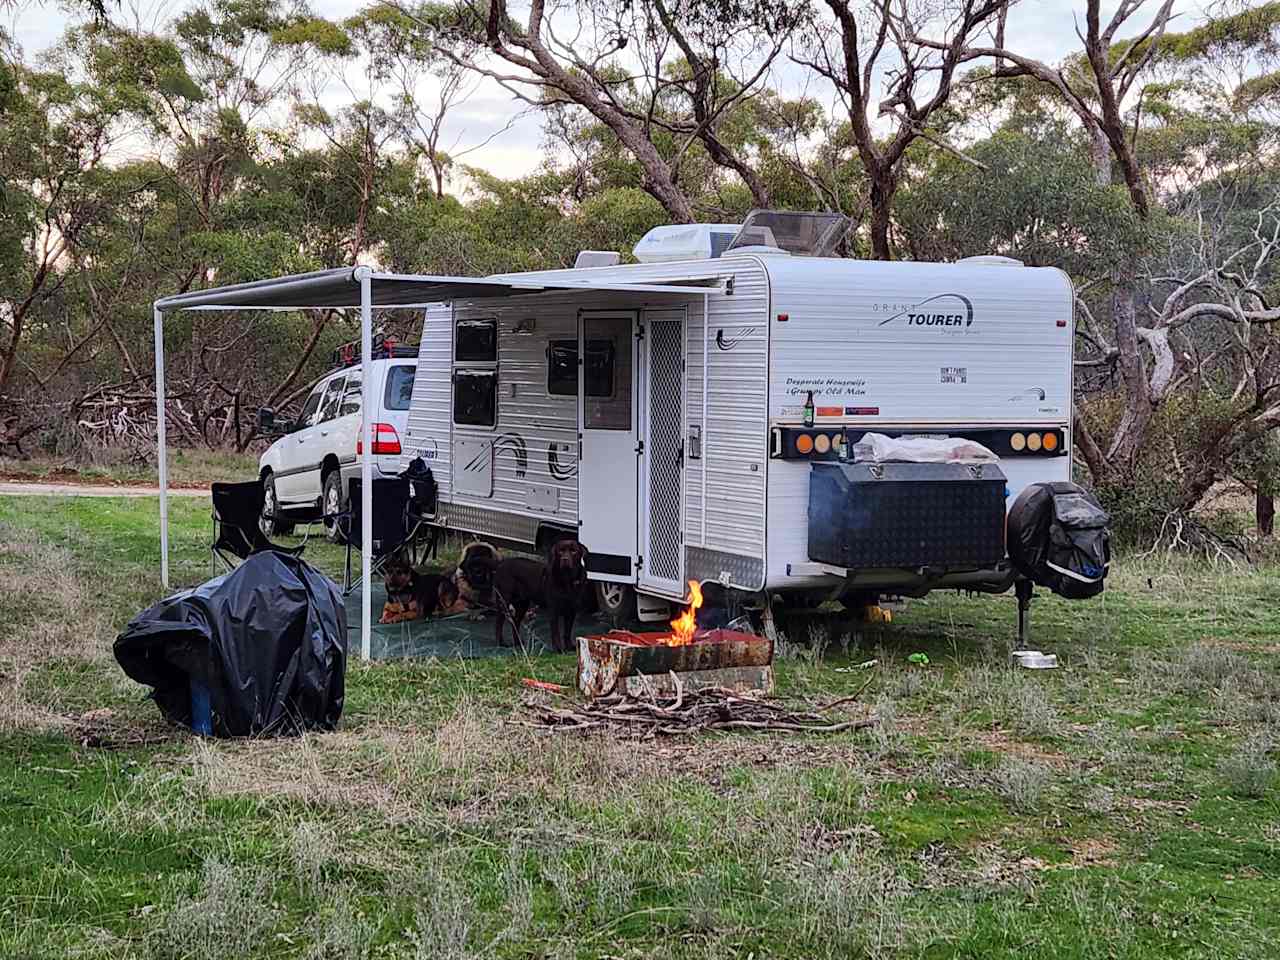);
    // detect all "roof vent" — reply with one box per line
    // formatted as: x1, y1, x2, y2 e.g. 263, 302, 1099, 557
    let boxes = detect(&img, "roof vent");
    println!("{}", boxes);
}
574, 250, 621, 268
725, 210, 849, 258
957, 255, 1024, 267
